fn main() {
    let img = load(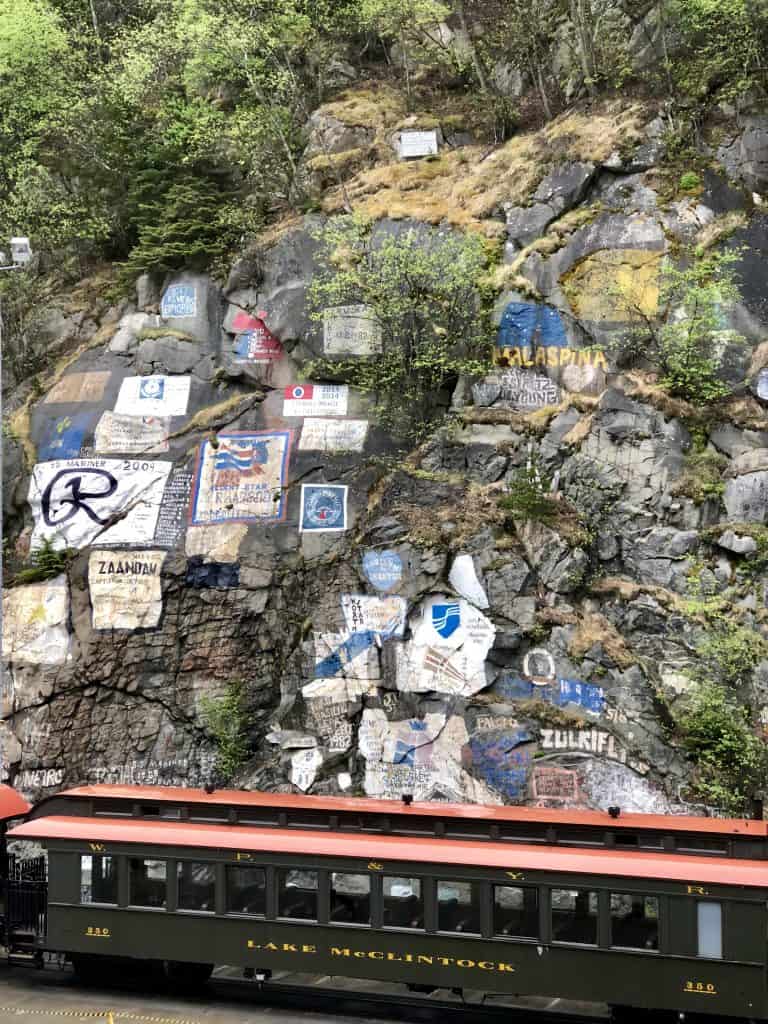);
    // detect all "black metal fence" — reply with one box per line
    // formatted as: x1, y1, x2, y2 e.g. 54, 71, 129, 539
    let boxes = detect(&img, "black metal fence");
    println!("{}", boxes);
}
5, 879, 47, 942
8, 855, 47, 882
